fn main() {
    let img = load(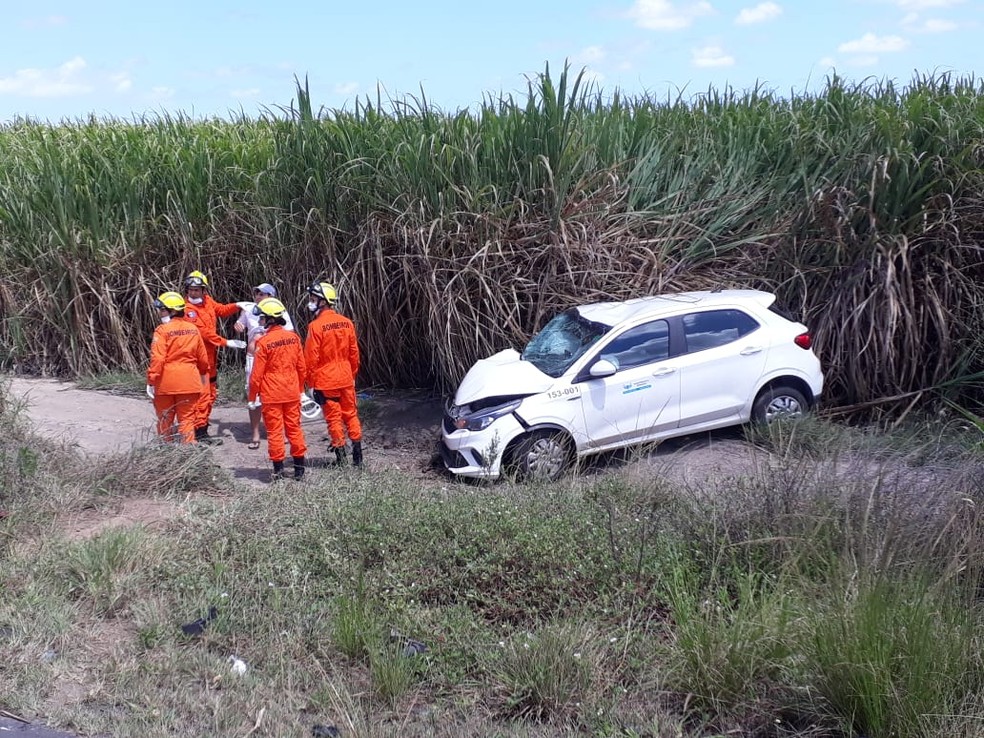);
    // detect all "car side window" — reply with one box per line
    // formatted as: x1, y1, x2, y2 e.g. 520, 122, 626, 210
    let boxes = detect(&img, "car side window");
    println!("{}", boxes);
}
599, 320, 670, 371
683, 309, 759, 353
